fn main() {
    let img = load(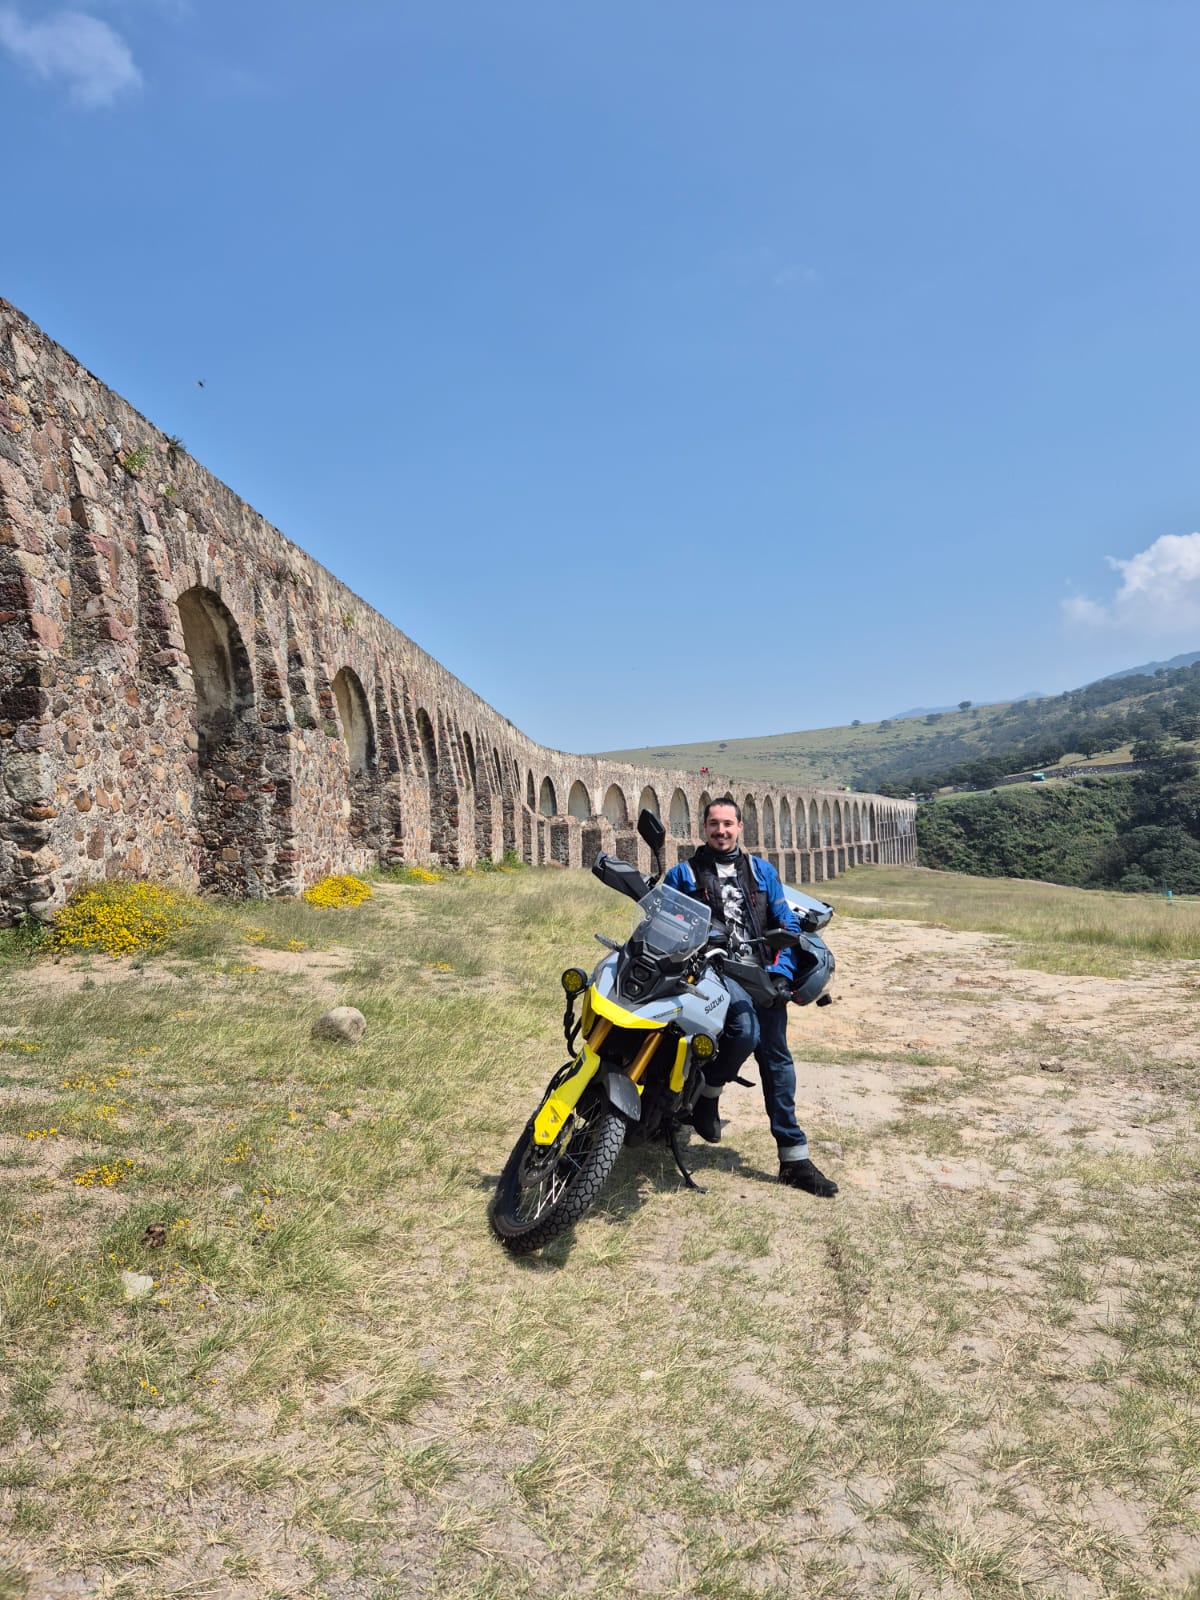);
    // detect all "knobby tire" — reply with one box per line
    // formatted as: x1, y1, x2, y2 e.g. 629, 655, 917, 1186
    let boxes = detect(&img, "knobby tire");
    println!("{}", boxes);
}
489, 1082, 625, 1254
